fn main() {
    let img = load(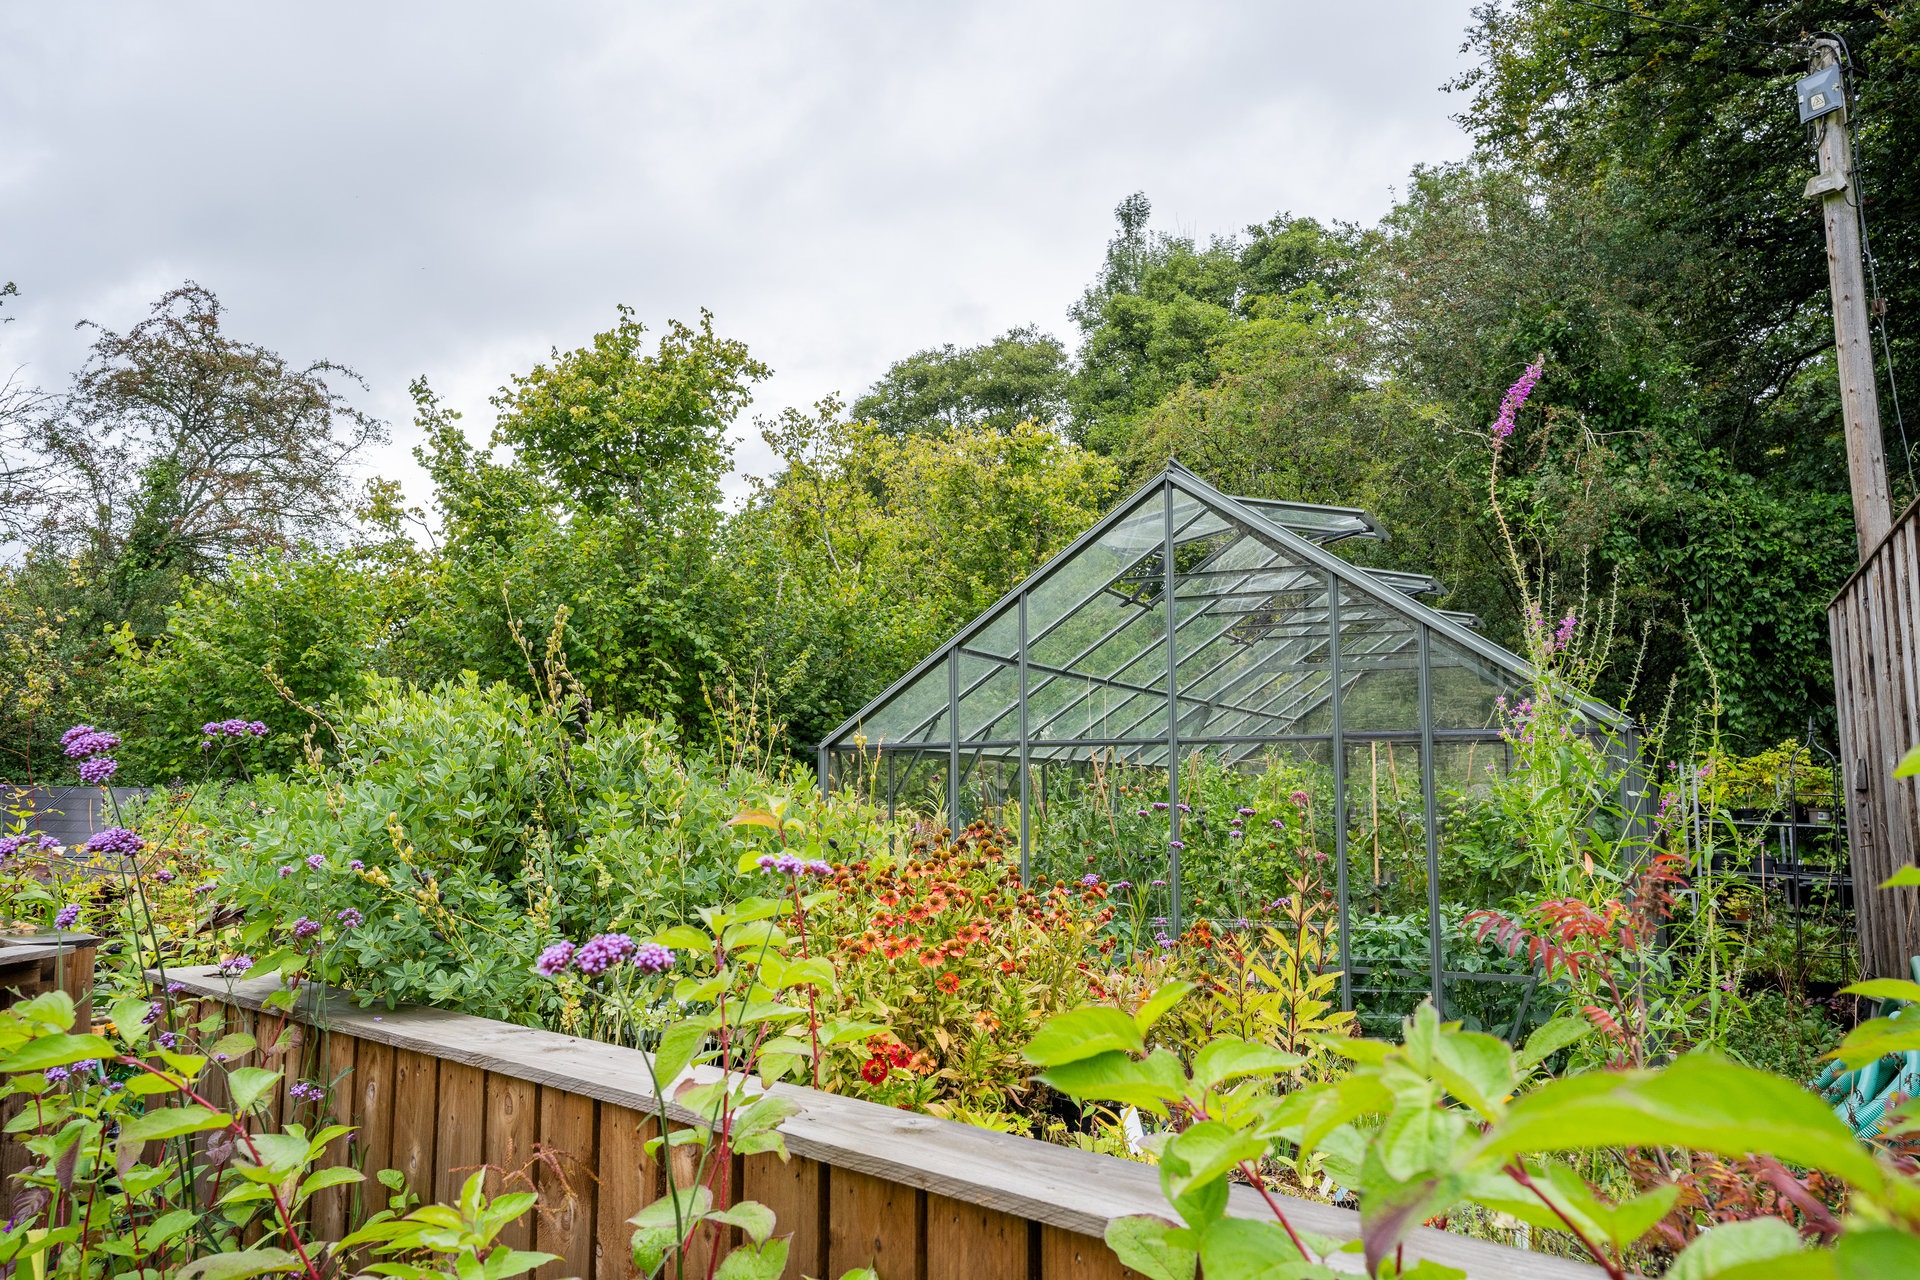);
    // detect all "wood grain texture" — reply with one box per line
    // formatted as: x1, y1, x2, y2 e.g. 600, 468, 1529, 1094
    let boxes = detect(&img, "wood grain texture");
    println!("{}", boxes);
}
829, 1168, 924, 1280
353, 1038, 396, 1222
595, 1105, 656, 1280
741, 1151, 825, 1280
1039, 1224, 1139, 1280
313, 1027, 357, 1240
926, 1191, 1026, 1280
485, 1072, 540, 1251
391, 1049, 440, 1205
535, 1087, 596, 1280
435, 1060, 486, 1206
